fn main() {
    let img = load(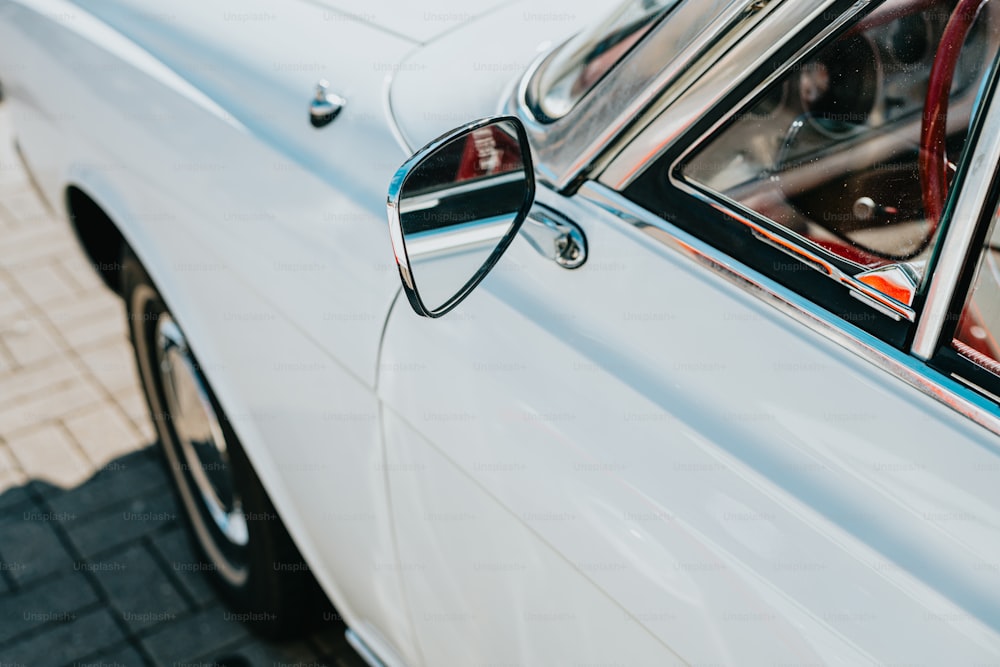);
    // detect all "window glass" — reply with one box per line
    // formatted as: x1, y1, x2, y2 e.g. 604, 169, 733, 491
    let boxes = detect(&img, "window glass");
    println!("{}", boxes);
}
953, 210, 1000, 375
682, 0, 1000, 289
533, 0, 678, 120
